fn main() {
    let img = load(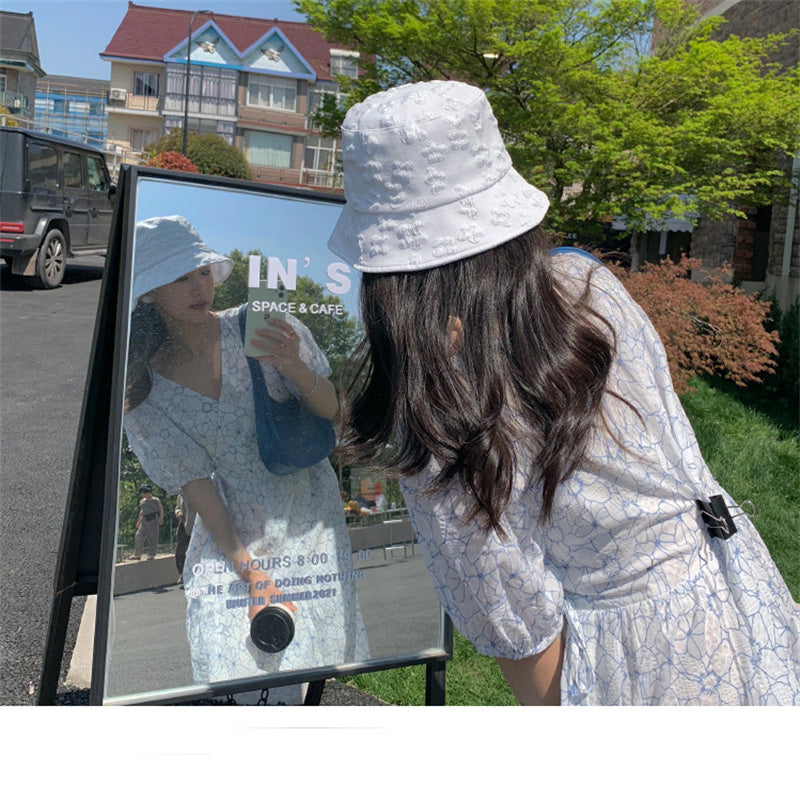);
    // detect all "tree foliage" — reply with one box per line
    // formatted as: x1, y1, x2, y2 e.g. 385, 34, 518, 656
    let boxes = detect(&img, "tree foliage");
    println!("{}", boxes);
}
0, 107, 21, 127
118, 433, 176, 555
608, 256, 780, 394
150, 129, 251, 180
296, 0, 800, 236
